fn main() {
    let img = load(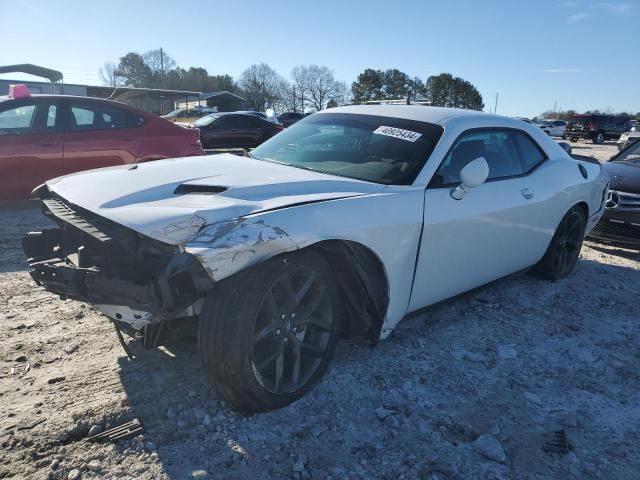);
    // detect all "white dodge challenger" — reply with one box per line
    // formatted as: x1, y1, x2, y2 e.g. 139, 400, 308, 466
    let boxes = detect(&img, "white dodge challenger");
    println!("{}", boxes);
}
23, 105, 609, 412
